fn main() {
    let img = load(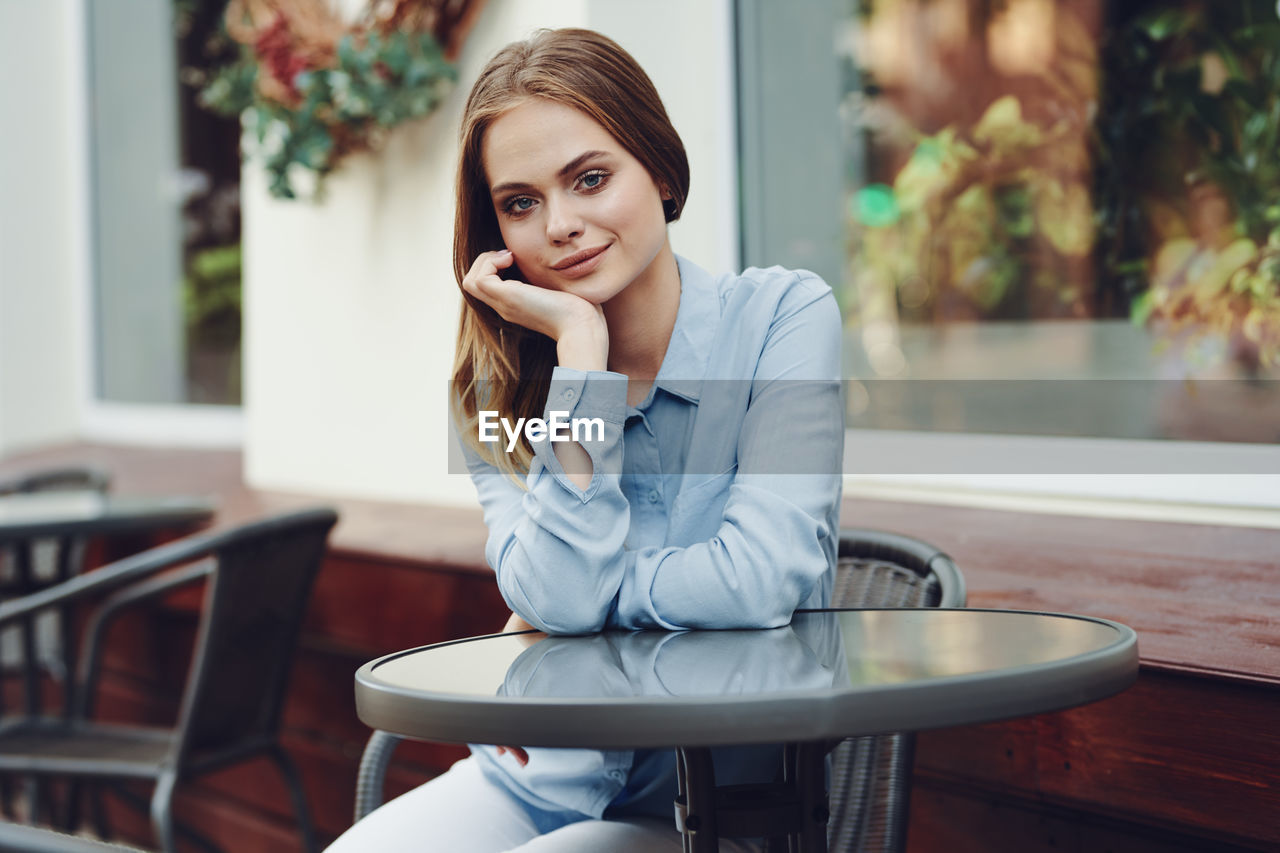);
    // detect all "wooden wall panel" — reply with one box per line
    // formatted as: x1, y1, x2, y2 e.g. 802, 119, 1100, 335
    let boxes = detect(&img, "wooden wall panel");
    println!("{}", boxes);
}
305, 554, 508, 654
906, 783, 1263, 853
913, 671, 1280, 851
